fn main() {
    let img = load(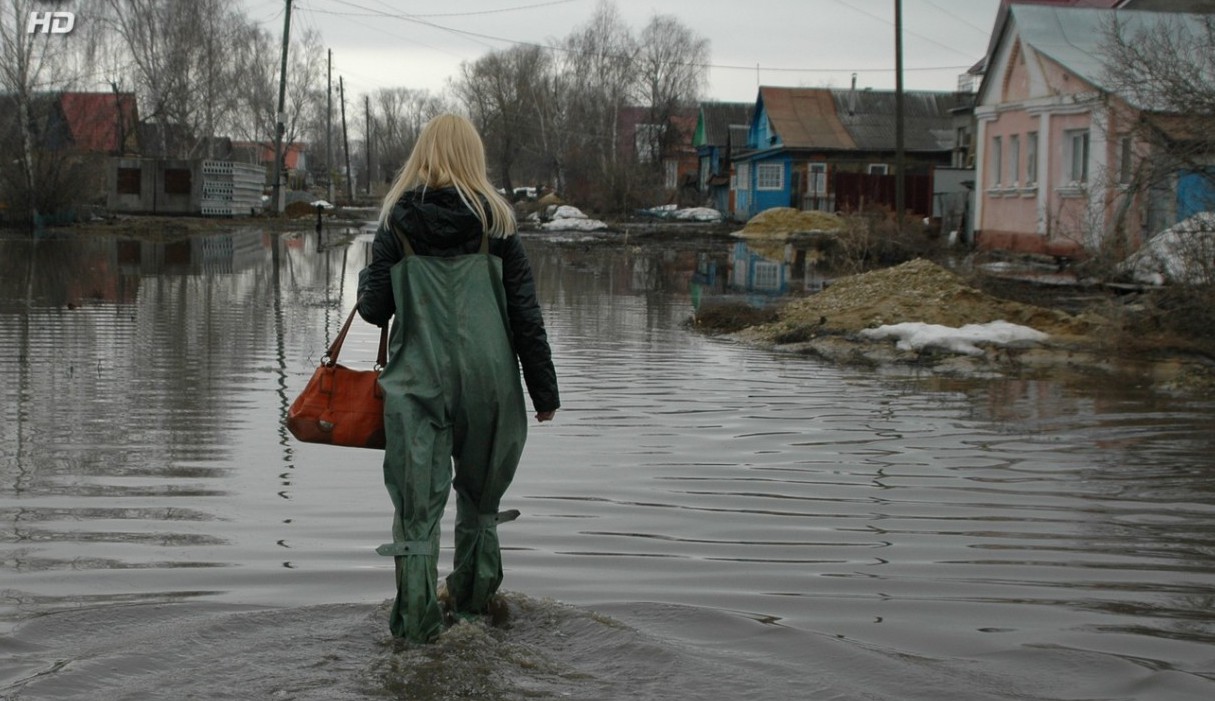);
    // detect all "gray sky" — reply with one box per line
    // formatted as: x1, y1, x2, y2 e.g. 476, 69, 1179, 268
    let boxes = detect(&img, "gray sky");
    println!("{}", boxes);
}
249, 0, 1004, 101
